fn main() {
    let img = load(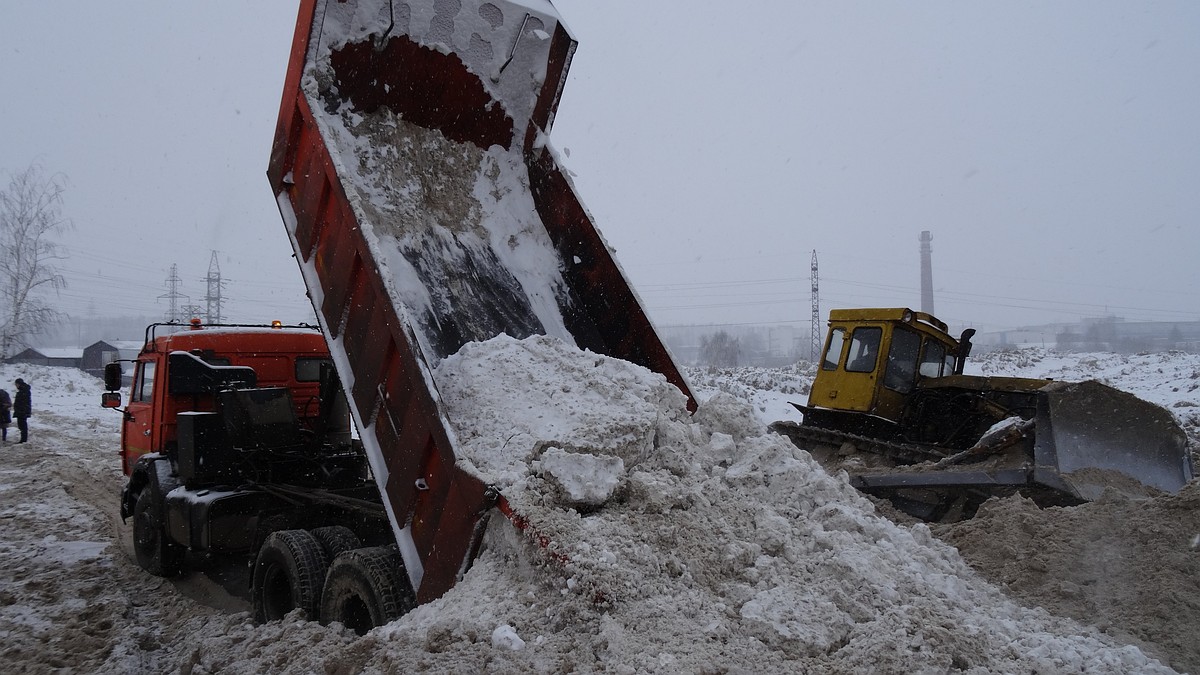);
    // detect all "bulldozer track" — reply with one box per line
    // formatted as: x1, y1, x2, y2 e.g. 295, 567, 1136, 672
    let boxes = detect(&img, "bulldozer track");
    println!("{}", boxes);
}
769, 420, 948, 466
